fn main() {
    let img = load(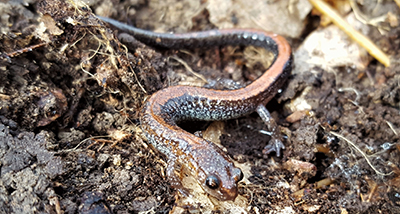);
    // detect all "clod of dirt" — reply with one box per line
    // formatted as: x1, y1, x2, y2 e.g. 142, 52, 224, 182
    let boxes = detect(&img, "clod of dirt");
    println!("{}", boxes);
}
0, 123, 63, 213
78, 191, 112, 214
